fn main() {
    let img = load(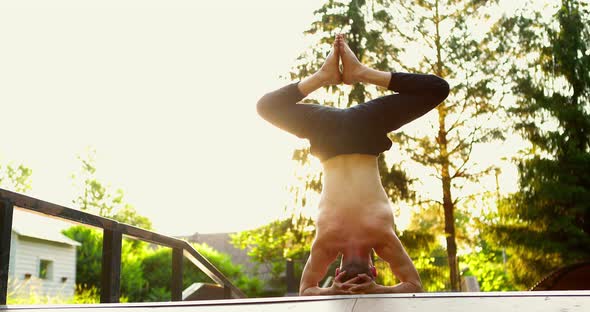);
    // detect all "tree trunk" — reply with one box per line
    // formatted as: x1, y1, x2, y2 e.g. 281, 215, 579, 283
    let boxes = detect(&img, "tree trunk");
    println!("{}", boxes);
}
437, 104, 460, 291
434, 0, 460, 291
